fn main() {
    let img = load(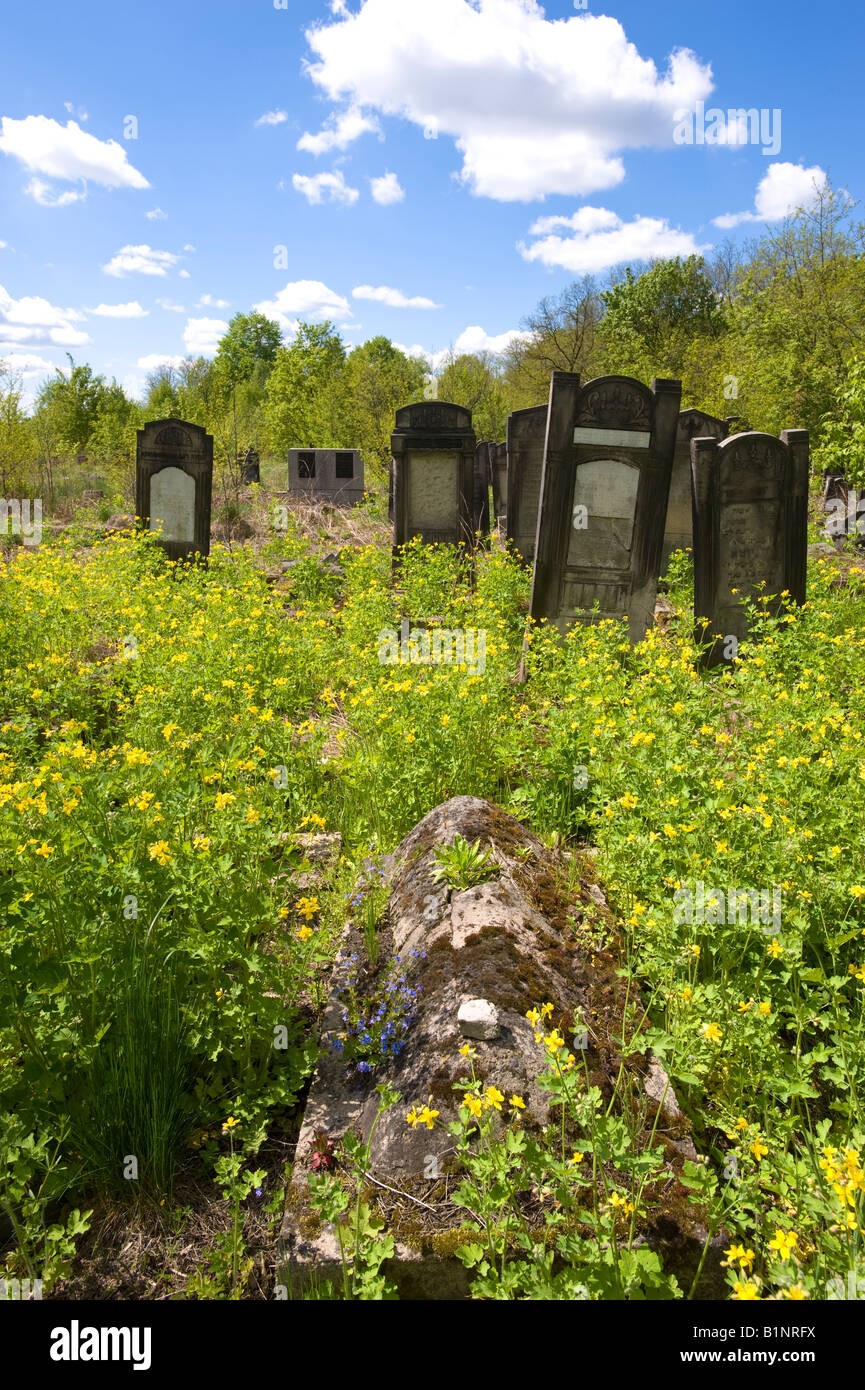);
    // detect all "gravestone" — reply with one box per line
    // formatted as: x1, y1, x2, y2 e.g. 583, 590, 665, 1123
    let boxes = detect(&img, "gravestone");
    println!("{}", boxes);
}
287, 448, 364, 505
530, 373, 681, 644
660, 409, 729, 576
490, 441, 507, 525
473, 441, 492, 543
136, 417, 213, 561
506, 405, 547, 565
240, 446, 260, 484
391, 401, 476, 554
691, 429, 809, 666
